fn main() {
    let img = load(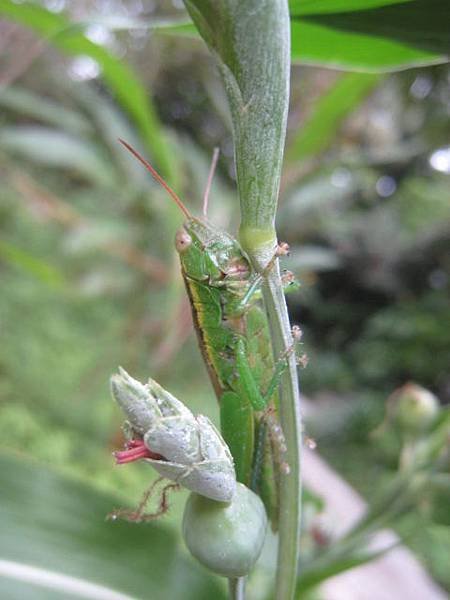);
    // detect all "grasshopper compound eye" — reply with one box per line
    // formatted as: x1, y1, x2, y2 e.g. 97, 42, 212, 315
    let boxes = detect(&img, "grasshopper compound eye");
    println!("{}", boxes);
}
175, 228, 192, 253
